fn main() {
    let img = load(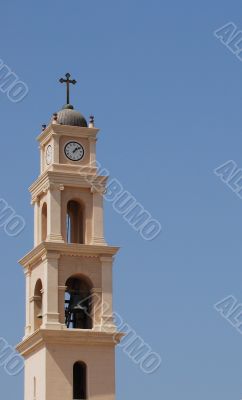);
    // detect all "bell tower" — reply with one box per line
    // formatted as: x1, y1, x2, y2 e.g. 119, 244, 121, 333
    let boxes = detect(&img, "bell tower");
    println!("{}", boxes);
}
17, 74, 123, 400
